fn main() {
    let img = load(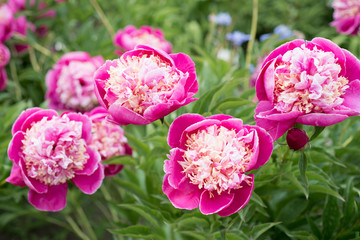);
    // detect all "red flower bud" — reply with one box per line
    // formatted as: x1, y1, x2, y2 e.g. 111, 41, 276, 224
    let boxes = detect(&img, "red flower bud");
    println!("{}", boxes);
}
286, 128, 309, 151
